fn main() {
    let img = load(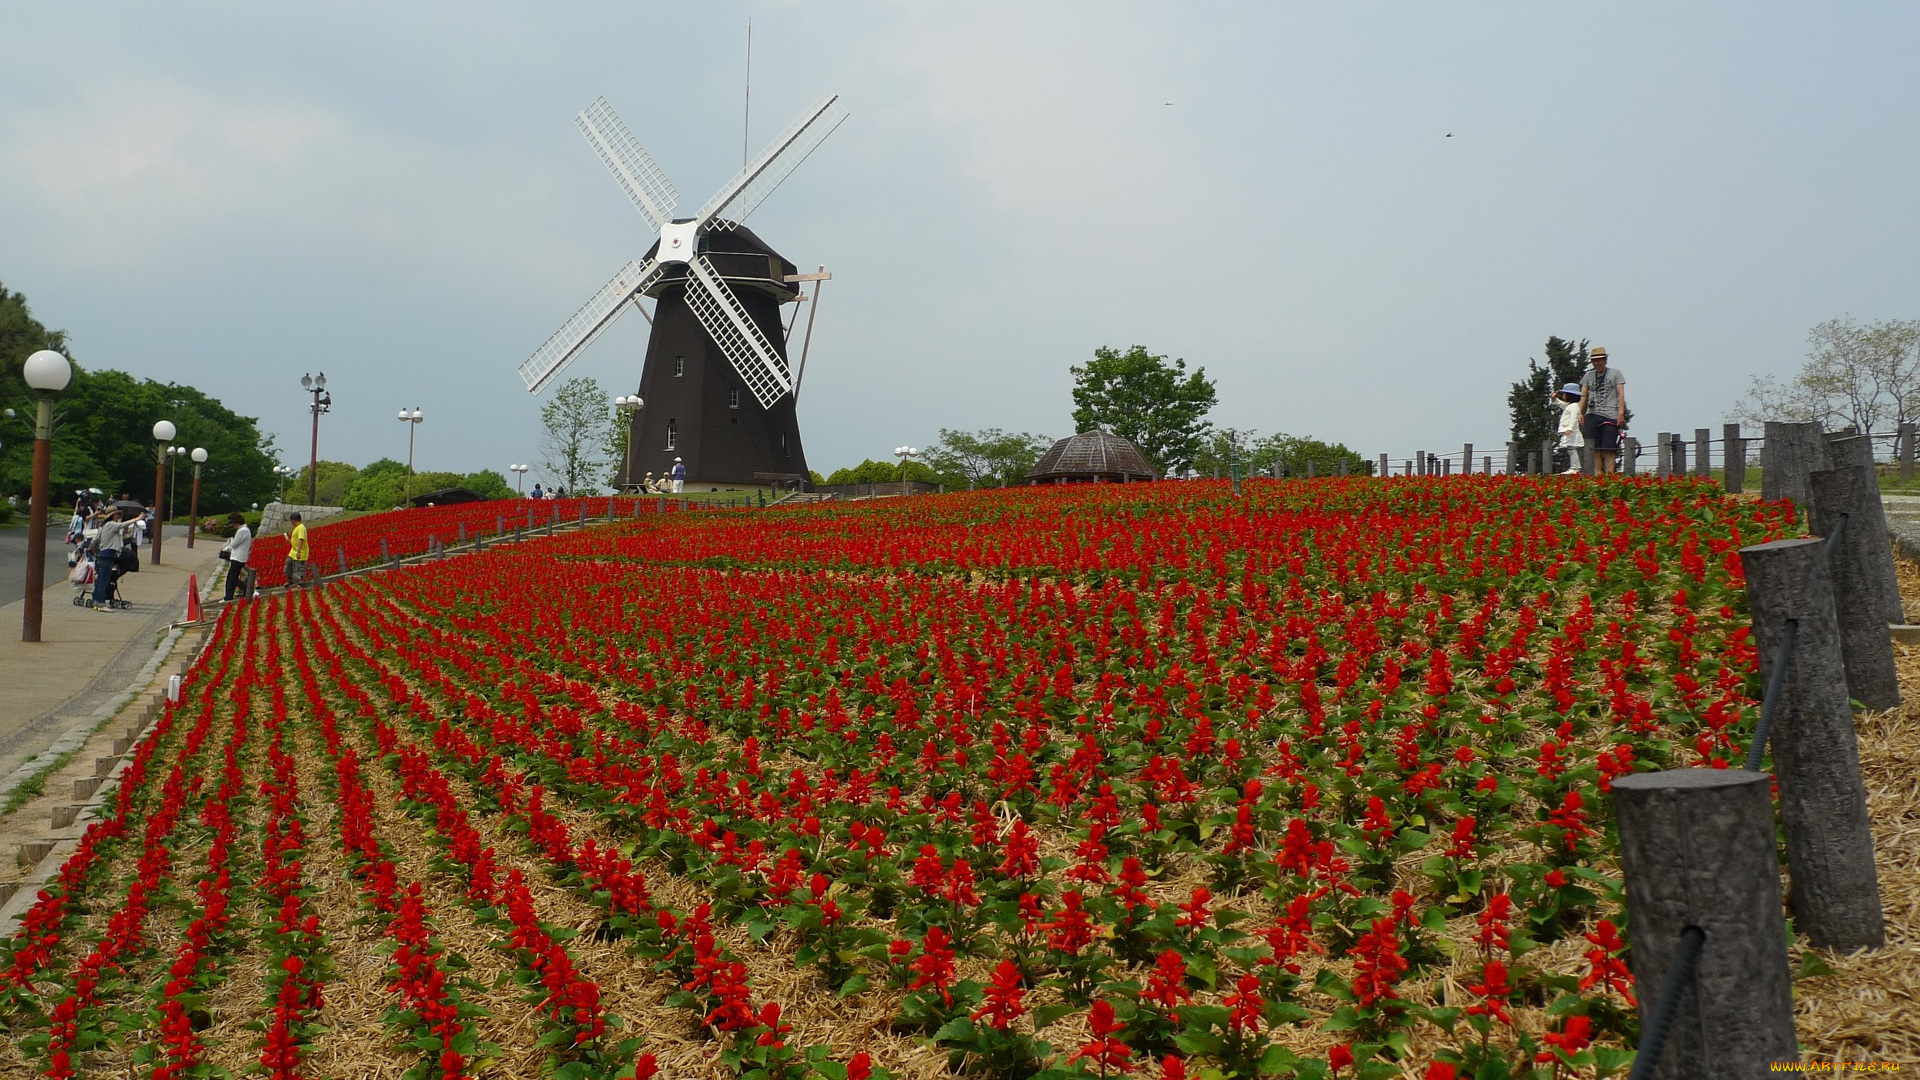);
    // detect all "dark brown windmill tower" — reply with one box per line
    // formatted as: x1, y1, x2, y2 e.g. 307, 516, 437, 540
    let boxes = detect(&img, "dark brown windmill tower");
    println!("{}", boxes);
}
518, 95, 843, 489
